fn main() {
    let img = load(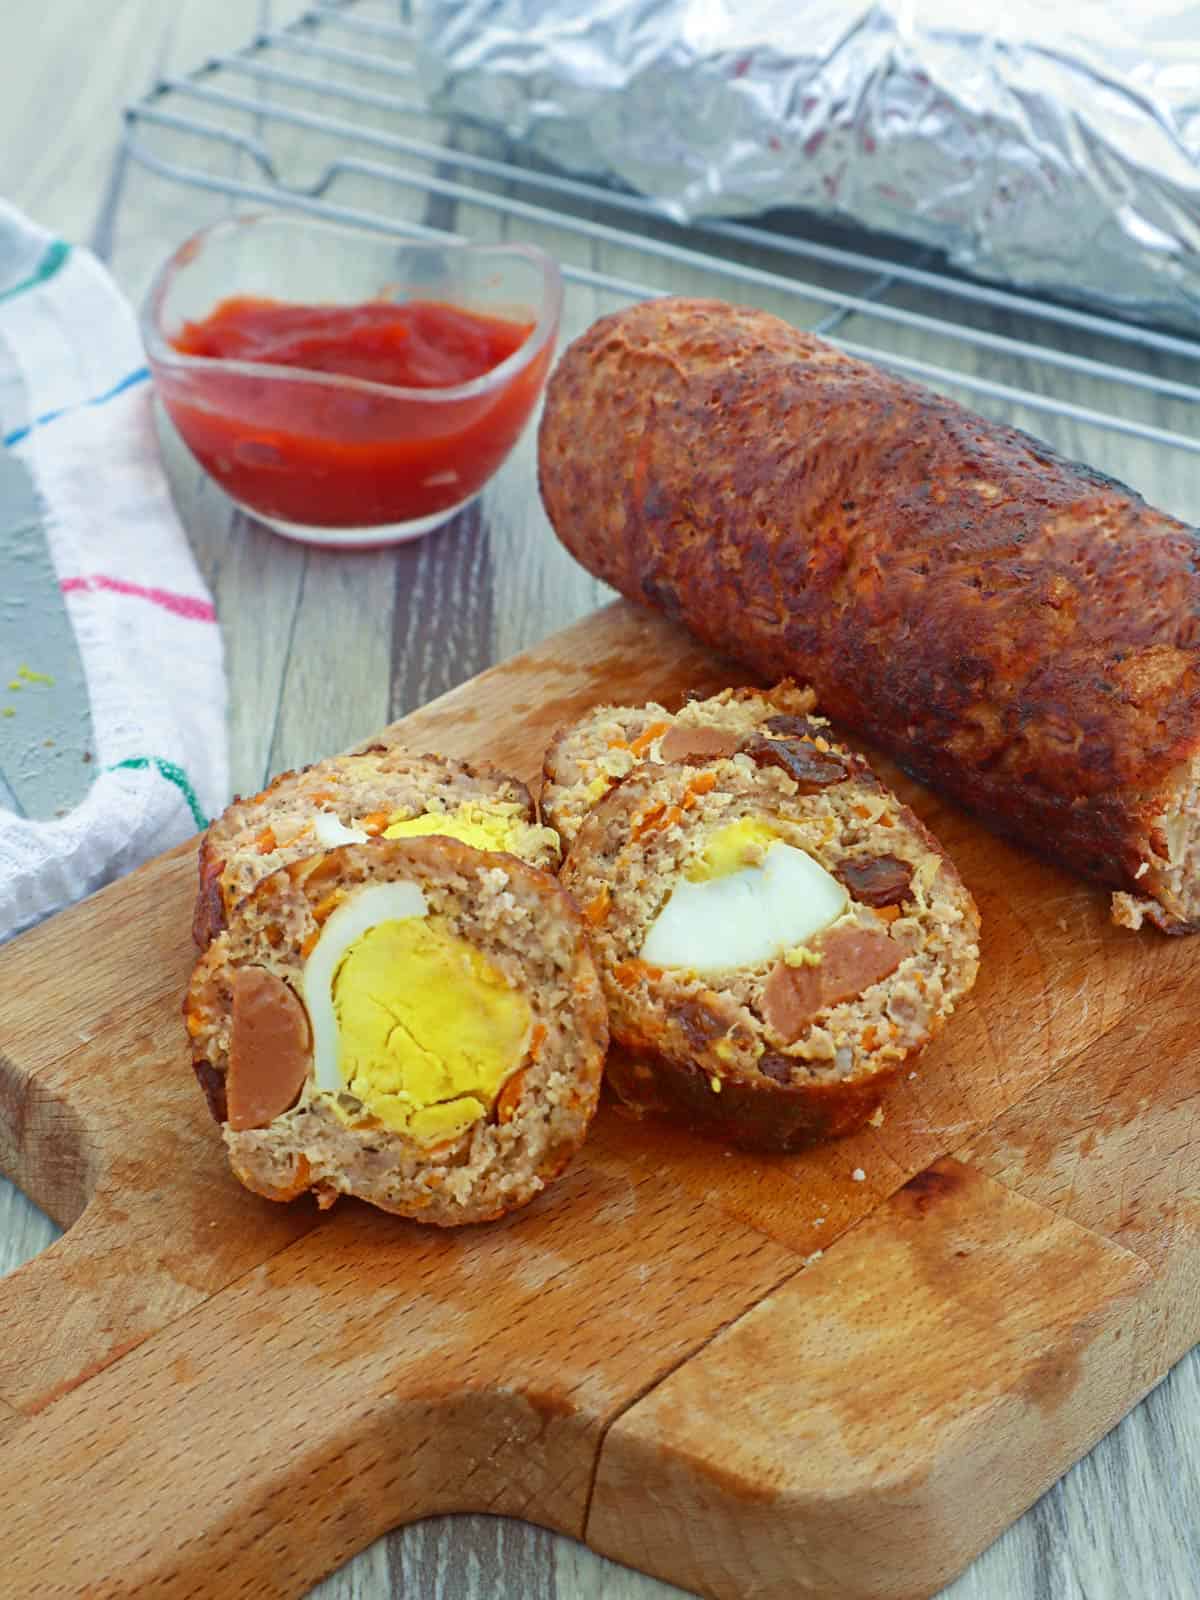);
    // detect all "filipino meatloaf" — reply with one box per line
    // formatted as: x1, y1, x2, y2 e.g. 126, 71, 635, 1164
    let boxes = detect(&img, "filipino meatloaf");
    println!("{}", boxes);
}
539, 296, 1200, 933
194, 735, 559, 946
184, 836, 607, 1226
560, 728, 980, 1149
543, 681, 818, 845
